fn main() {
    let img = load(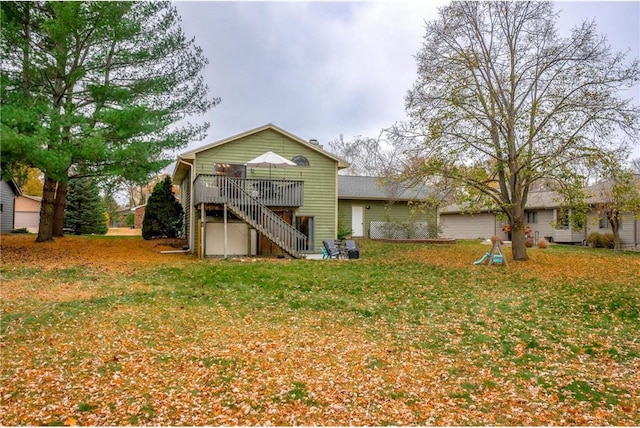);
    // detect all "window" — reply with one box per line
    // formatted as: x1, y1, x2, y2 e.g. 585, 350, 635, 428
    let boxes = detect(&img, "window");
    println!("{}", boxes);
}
214, 163, 245, 178
526, 211, 538, 224
291, 155, 309, 166
556, 210, 570, 230
599, 216, 609, 229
